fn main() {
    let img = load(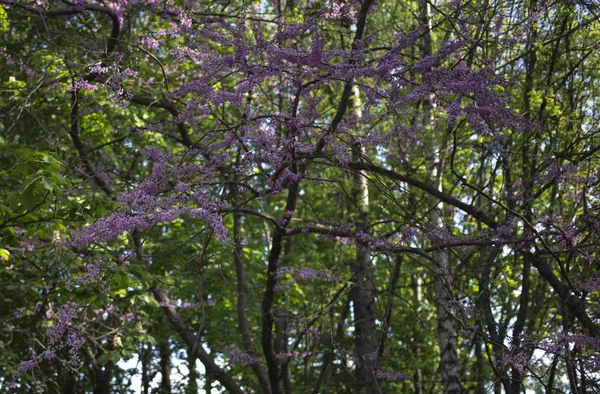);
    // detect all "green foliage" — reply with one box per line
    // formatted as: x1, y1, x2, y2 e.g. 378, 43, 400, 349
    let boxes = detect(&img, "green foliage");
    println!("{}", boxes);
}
1, 0, 600, 393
